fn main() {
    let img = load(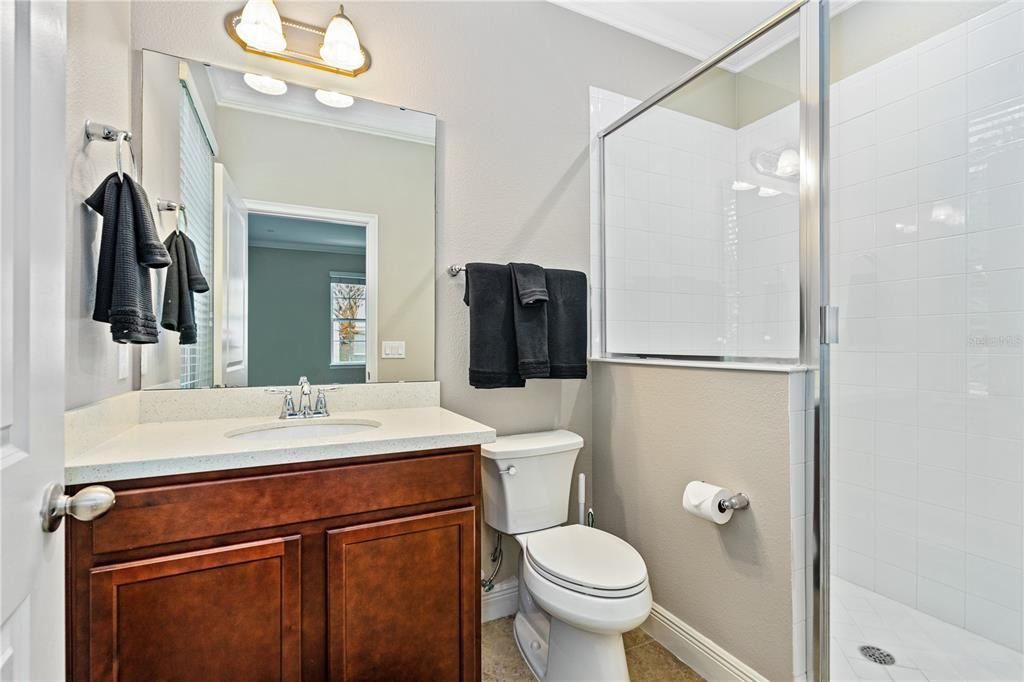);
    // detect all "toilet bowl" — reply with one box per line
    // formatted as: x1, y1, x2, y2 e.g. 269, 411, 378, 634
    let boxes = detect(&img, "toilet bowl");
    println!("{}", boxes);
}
481, 431, 652, 681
